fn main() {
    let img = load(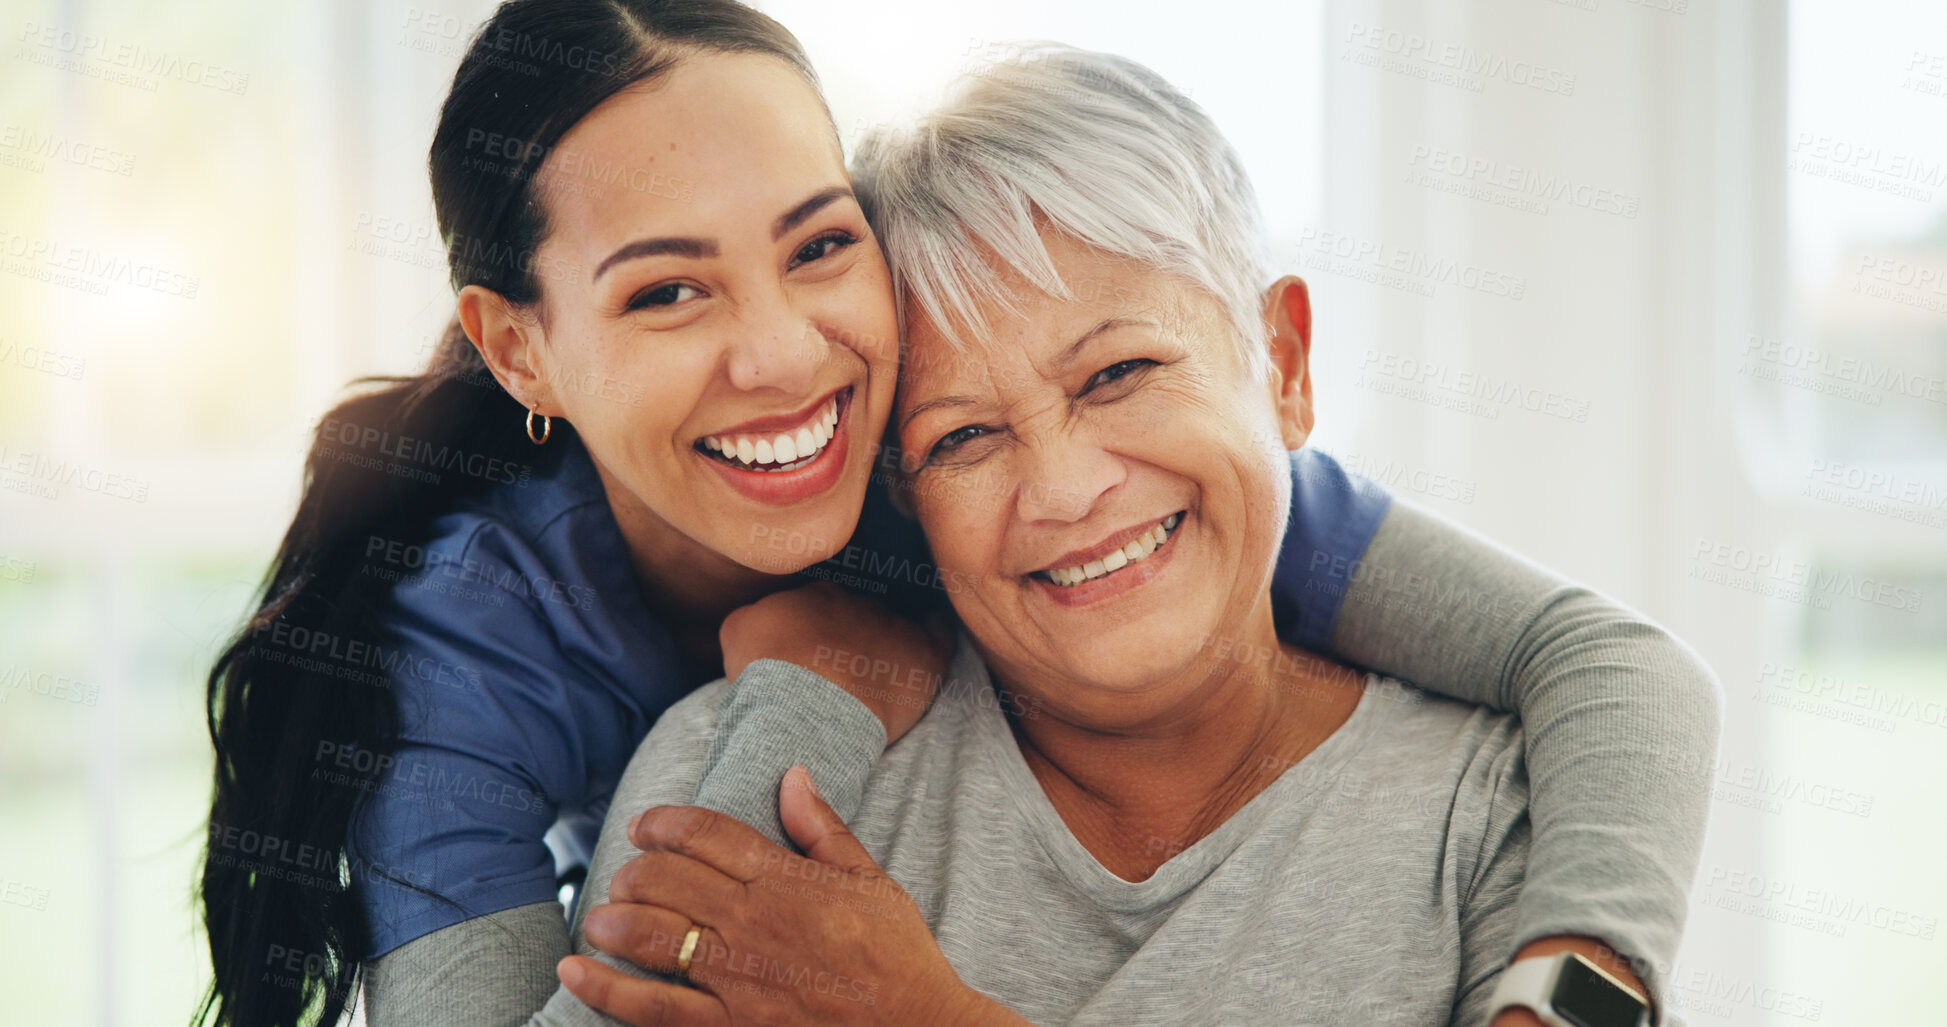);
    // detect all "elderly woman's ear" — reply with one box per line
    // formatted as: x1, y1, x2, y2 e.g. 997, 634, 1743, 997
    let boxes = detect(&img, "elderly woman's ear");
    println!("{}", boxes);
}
1261, 275, 1316, 451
